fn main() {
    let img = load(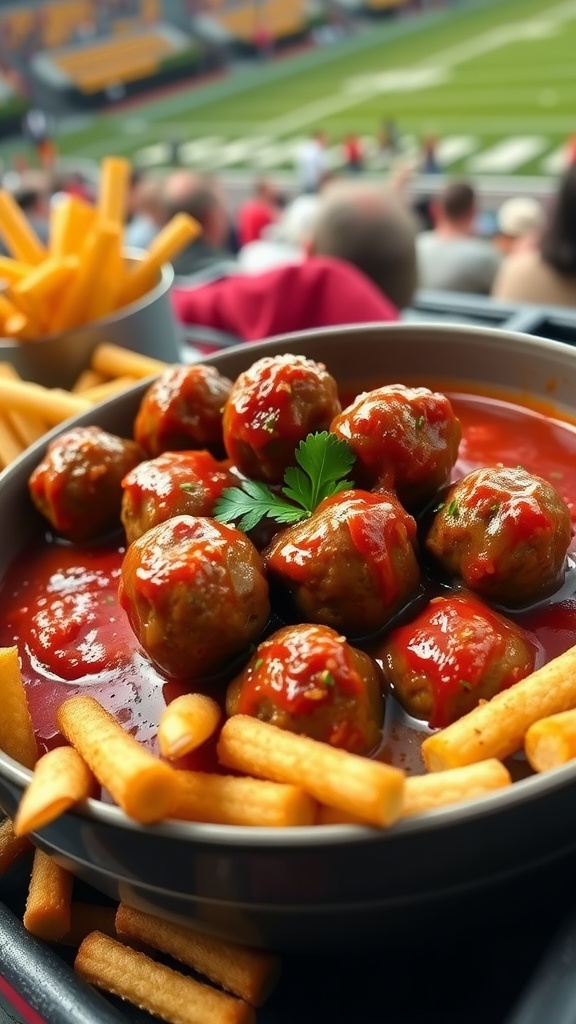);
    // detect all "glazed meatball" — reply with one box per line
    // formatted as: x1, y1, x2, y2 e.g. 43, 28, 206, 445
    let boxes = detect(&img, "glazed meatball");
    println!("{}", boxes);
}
330, 384, 461, 508
378, 592, 536, 729
222, 354, 341, 483
118, 515, 270, 680
264, 490, 421, 636
121, 450, 236, 545
134, 364, 232, 458
226, 623, 384, 755
425, 466, 573, 606
29, 426, 143, 543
